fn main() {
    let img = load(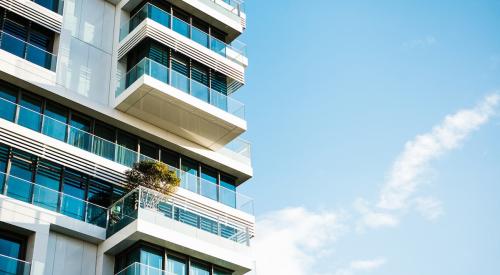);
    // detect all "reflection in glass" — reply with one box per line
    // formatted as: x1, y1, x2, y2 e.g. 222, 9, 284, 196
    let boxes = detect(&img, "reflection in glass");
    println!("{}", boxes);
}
18, 95, 42, 132
167, 256, 186, 275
